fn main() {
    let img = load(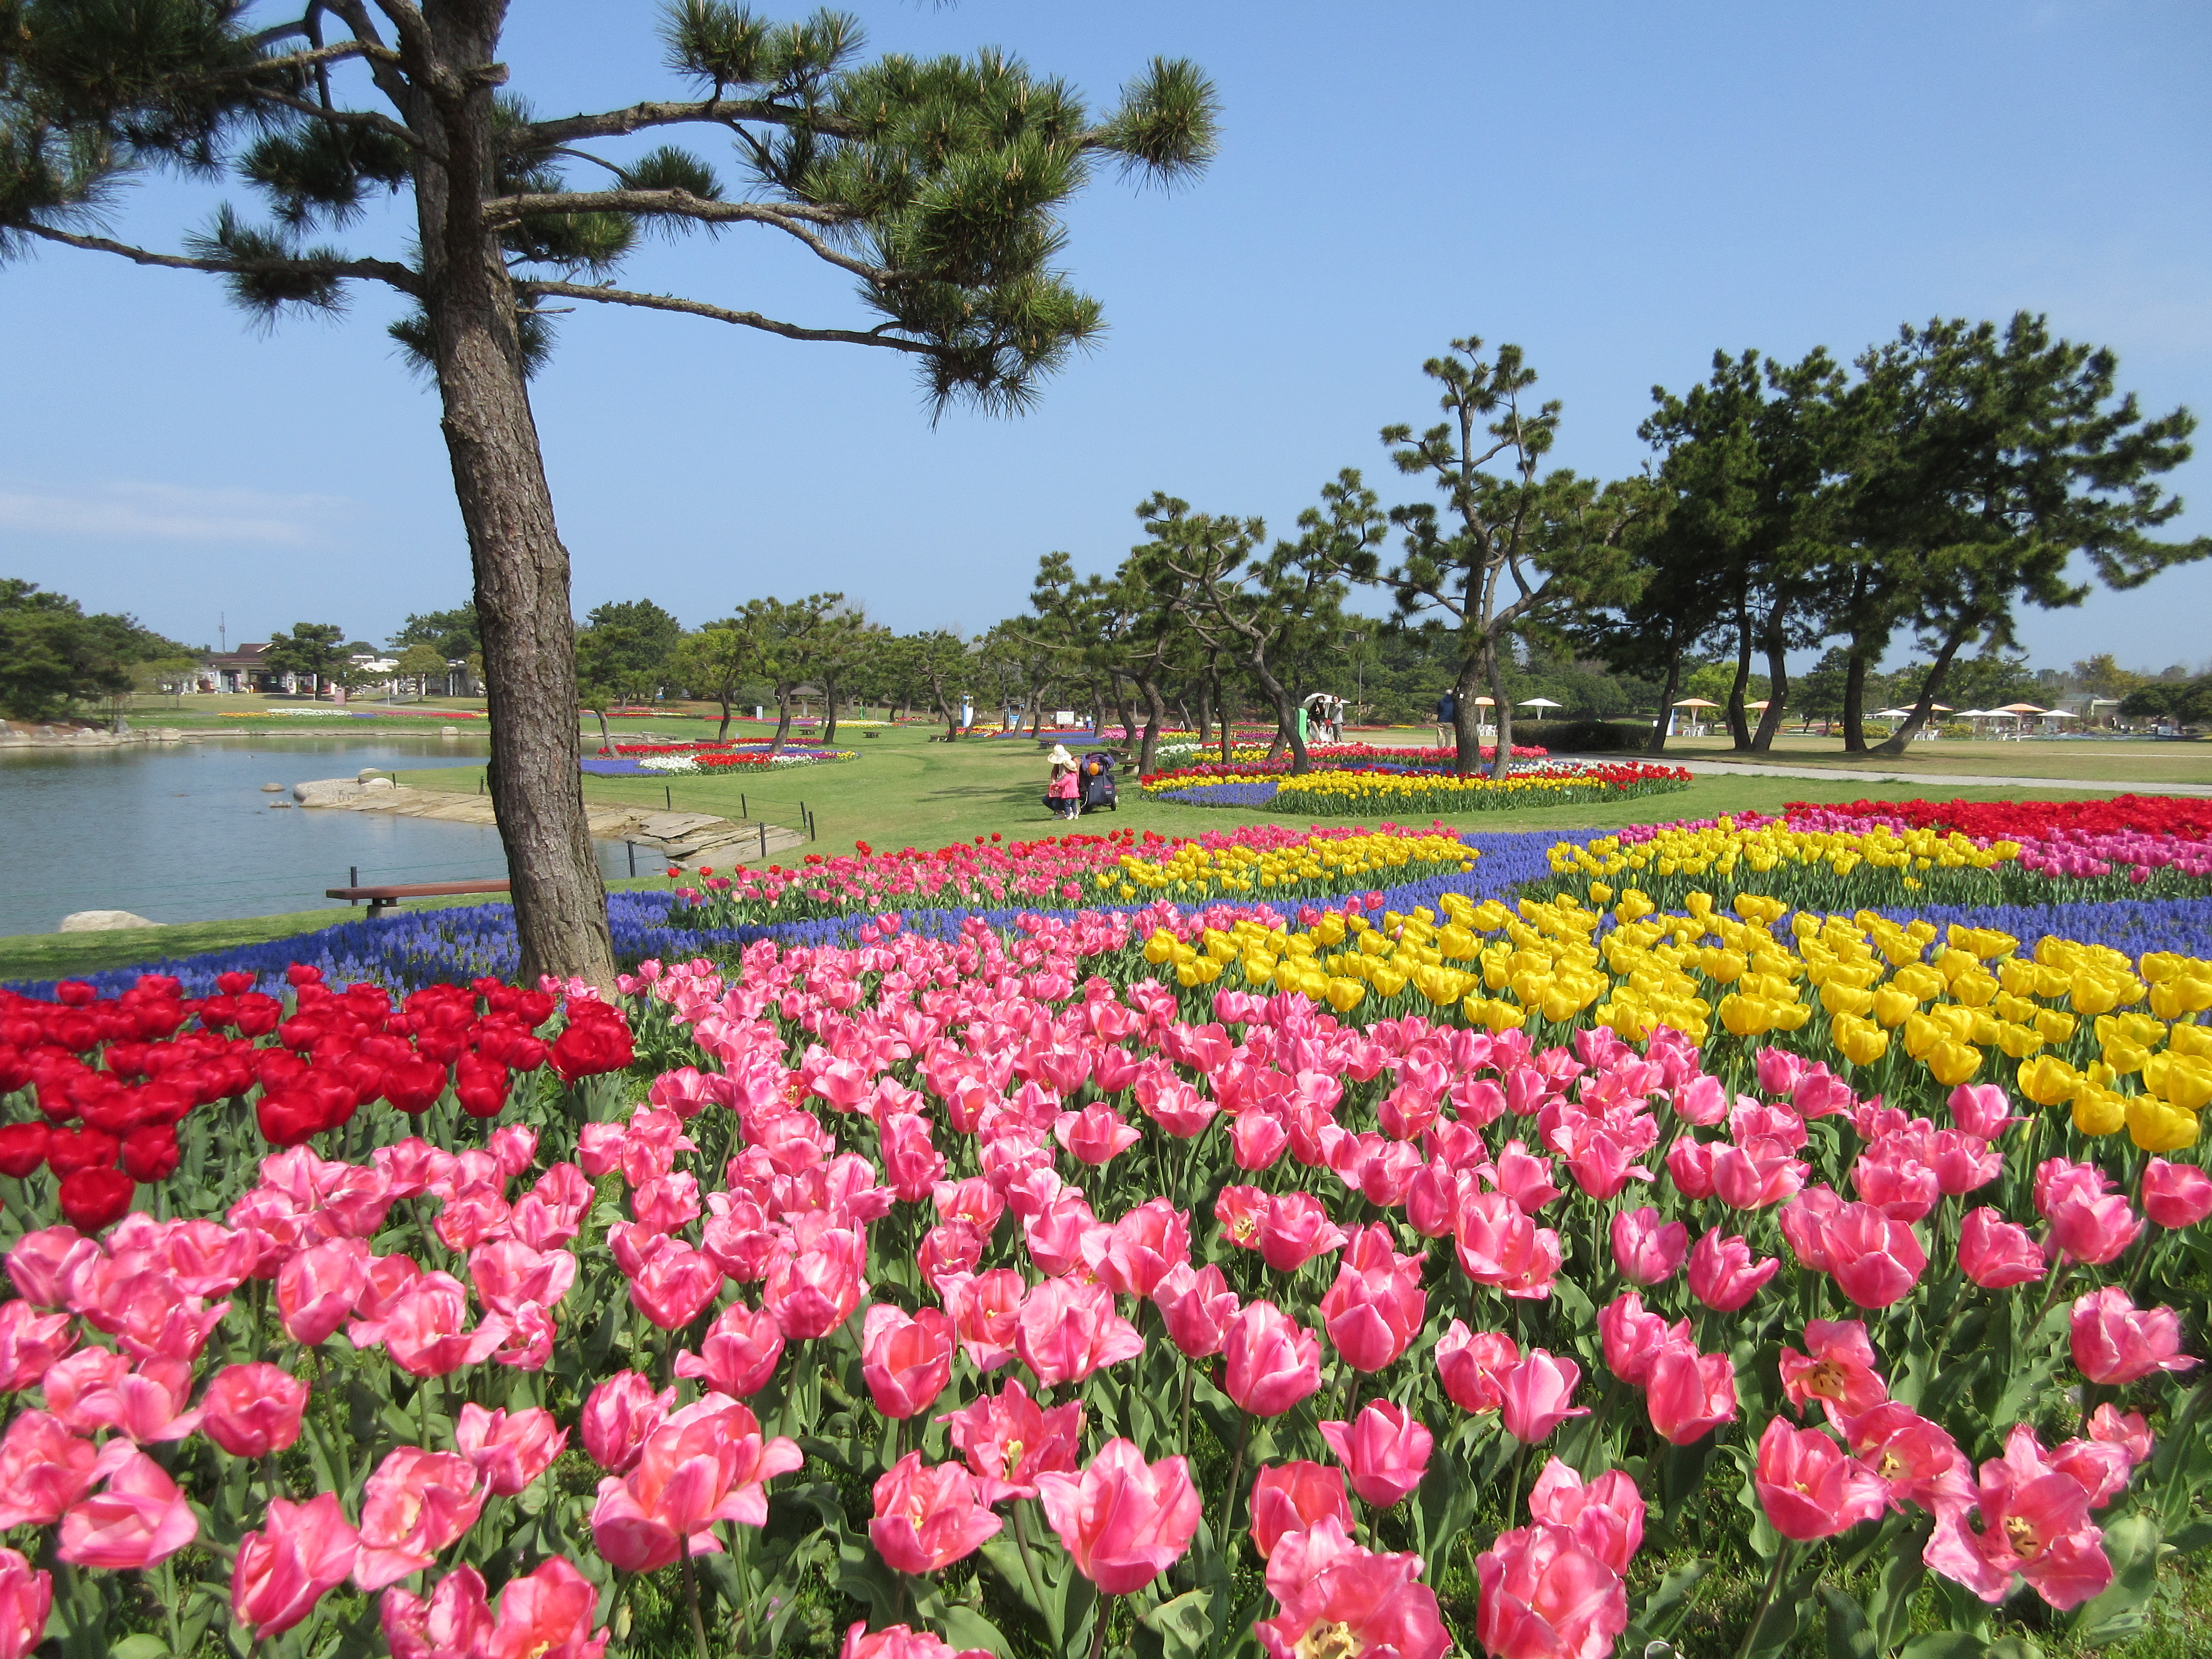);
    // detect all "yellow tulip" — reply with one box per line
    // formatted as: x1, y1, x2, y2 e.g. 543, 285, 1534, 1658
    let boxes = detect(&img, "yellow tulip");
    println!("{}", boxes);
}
1871, 987, 1919, 1028
1834, 1016, 1889, 1066
2126, 1095, 2200, 1154
2071, 1086, 2128, 1137
1323, 977, 1366, 1014
2017, 1055, 2080, 1105
1925, 1040, 1983, 1087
